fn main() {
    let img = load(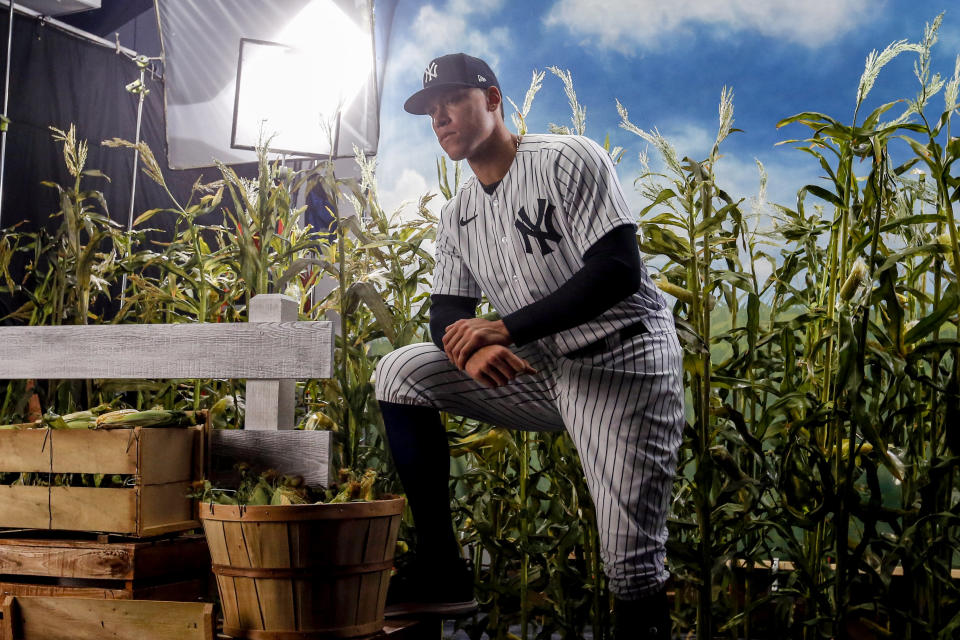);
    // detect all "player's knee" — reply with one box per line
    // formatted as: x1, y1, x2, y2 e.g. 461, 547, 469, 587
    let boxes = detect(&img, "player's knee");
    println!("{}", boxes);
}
374, 342, 446, 403
374, 349, 406, 402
